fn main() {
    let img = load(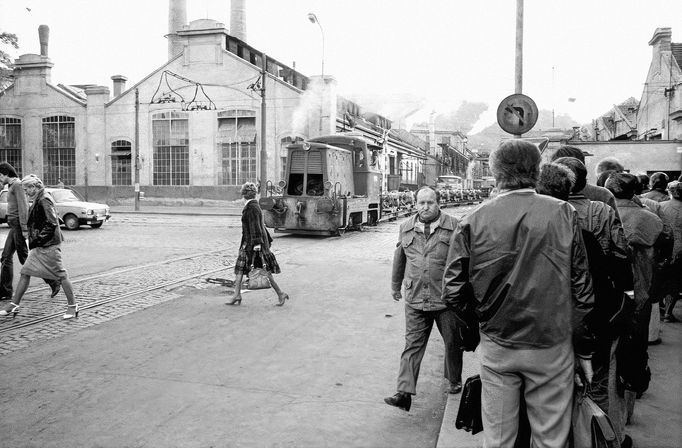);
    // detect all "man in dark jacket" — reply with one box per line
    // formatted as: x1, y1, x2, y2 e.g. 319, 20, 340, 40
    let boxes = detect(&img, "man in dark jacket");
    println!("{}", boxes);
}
0, 163, 59, 301
660, 181, 682, 322
605, 173, 666, 425
550, 146, 619, 217
443, 140, 595, 448
384, 186, 463, 412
